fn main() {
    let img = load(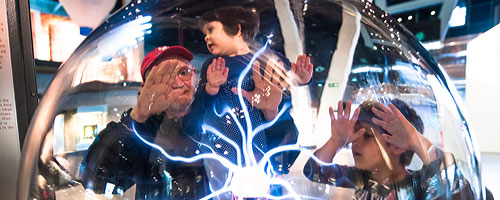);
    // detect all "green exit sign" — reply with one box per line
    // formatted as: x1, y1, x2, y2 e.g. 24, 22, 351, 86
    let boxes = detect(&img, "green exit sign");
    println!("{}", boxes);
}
415, 32, 425, 41
328, 83, 339, 87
